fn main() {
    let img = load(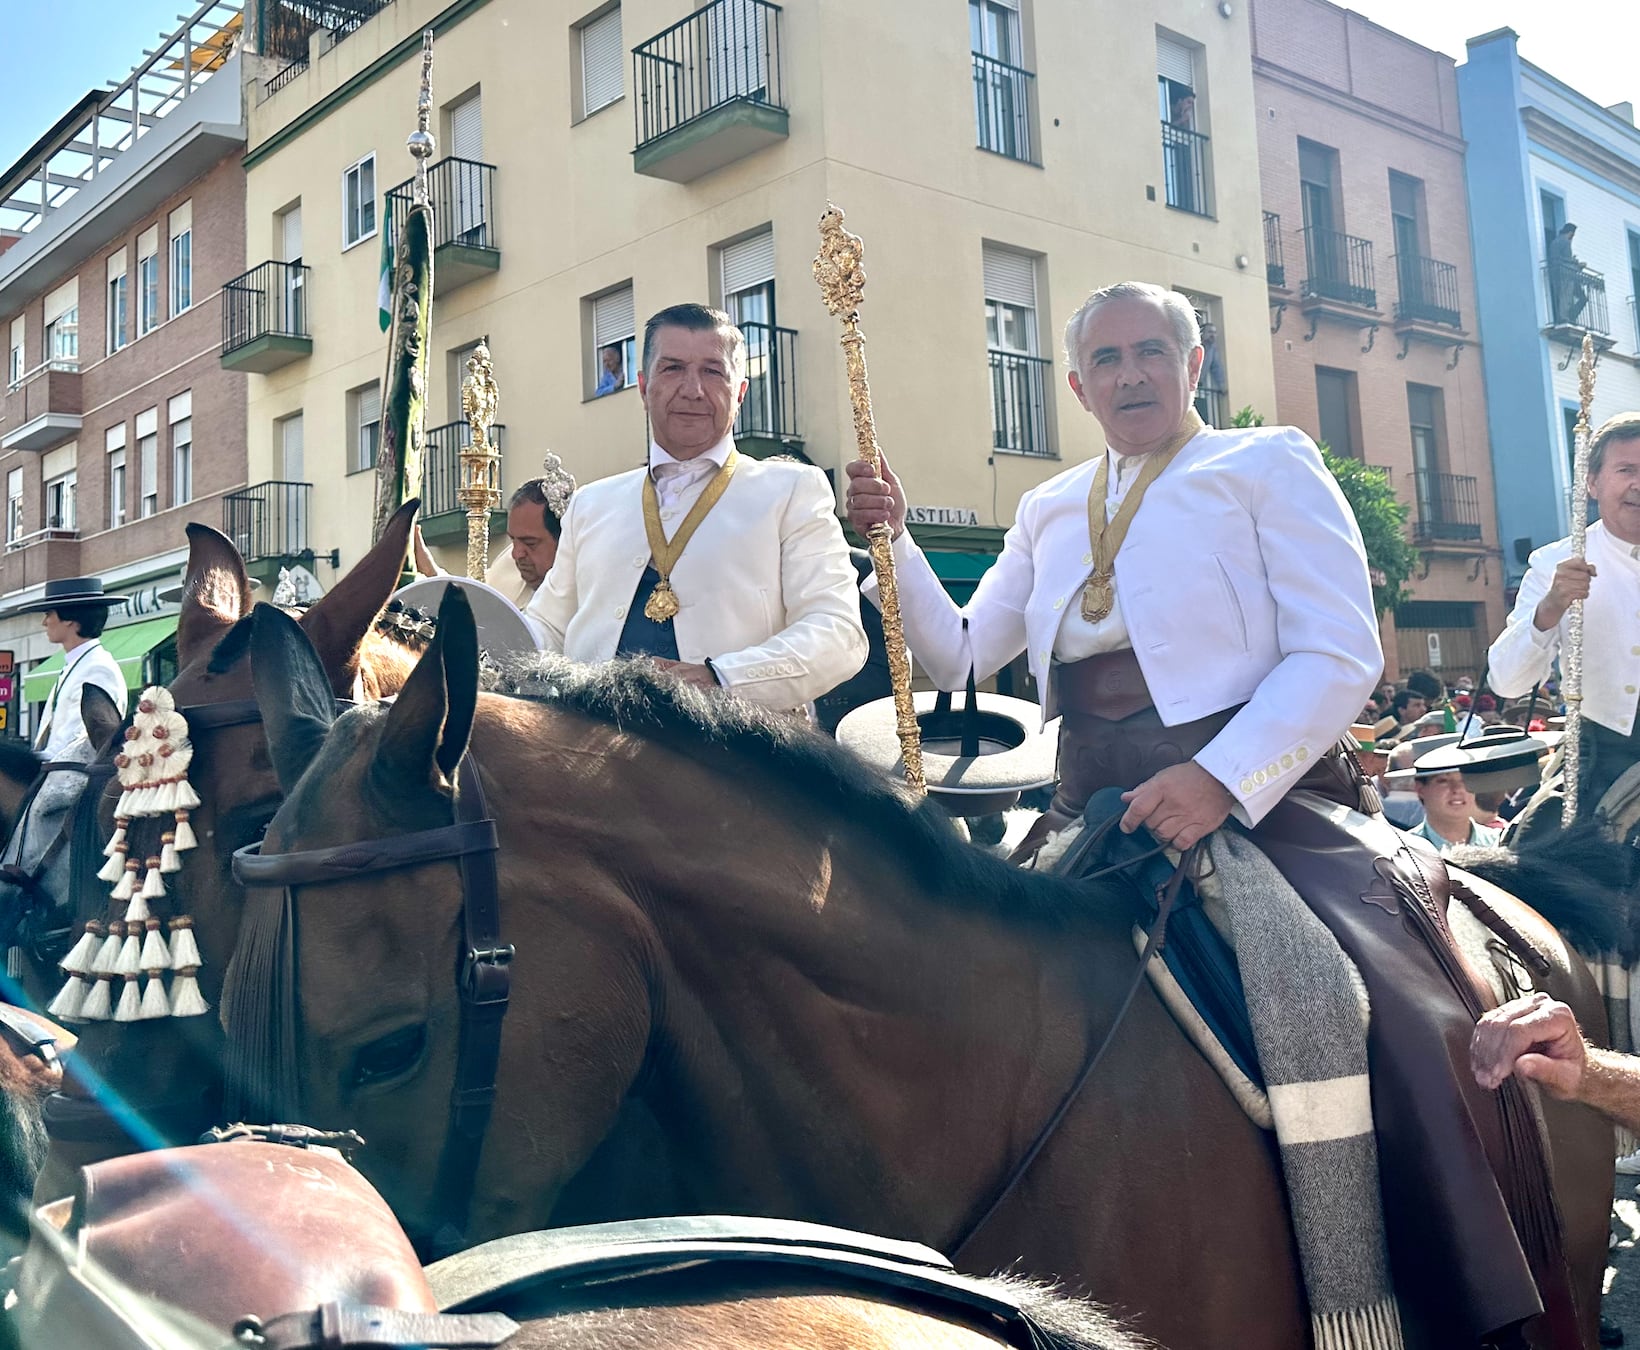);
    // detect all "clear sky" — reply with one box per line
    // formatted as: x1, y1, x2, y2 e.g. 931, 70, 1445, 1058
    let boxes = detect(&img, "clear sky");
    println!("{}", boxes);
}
1, 0, 1638, 176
